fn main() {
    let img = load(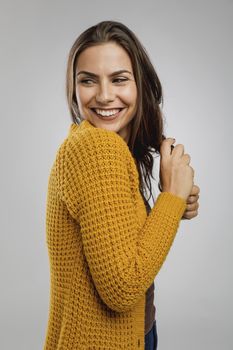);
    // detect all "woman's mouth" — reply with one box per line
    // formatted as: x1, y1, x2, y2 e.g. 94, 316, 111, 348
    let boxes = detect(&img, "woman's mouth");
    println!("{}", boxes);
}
90, 108, 126, 121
